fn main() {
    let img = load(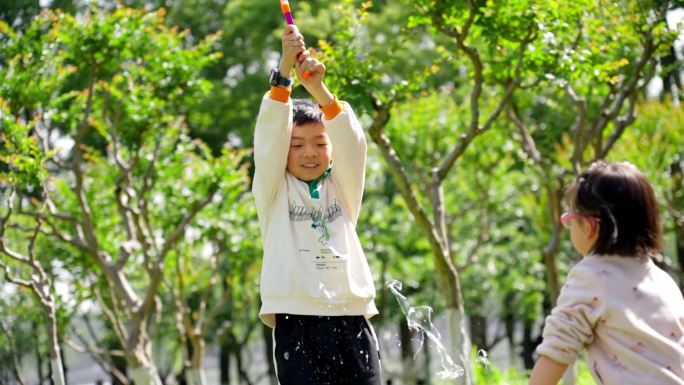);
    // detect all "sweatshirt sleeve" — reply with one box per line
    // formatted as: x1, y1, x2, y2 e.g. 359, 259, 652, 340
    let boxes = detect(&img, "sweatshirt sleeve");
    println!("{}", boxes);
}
325, 101, 367, 225
536, 260, 605, 365
252, 92, 292, 215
